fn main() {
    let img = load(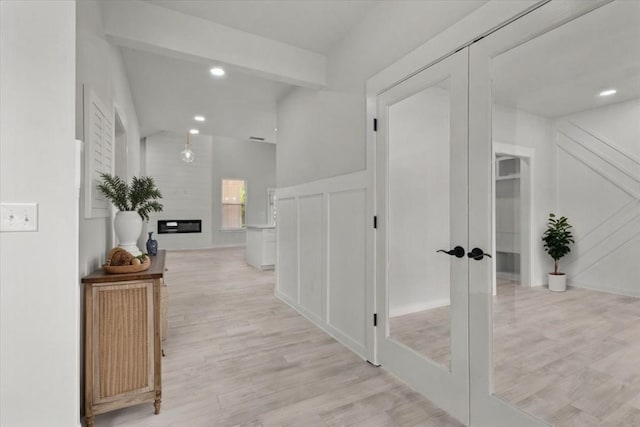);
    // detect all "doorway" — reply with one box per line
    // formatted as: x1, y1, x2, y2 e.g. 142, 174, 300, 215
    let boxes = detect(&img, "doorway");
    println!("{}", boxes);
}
374, 1, 639, 426
492, 144, 534, 292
